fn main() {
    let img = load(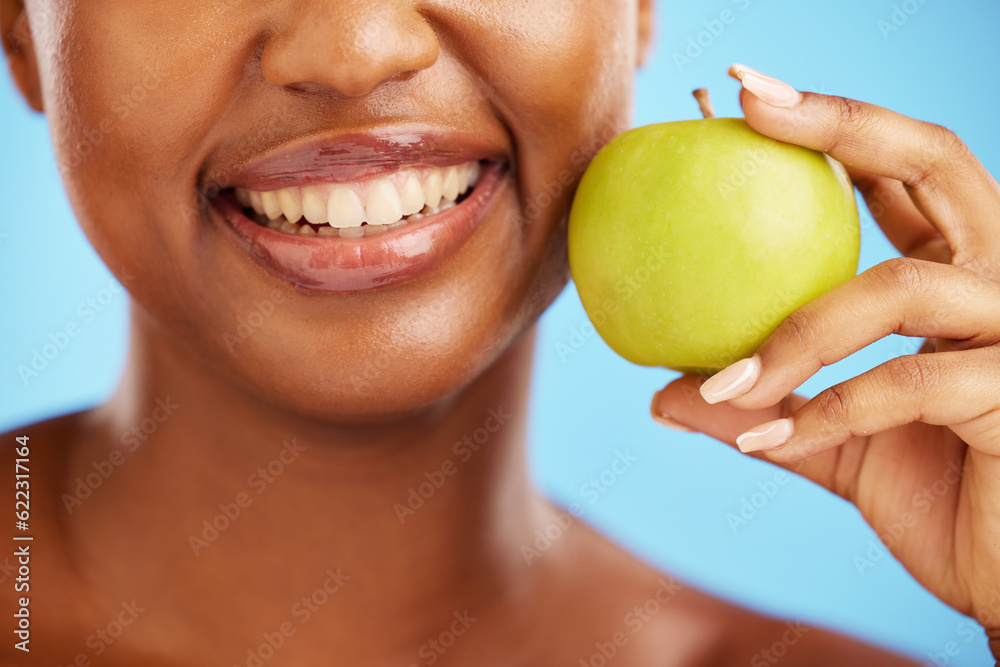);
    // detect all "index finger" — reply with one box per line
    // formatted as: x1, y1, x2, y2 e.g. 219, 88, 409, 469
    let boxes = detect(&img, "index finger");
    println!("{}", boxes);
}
729, 64, 1000, 272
